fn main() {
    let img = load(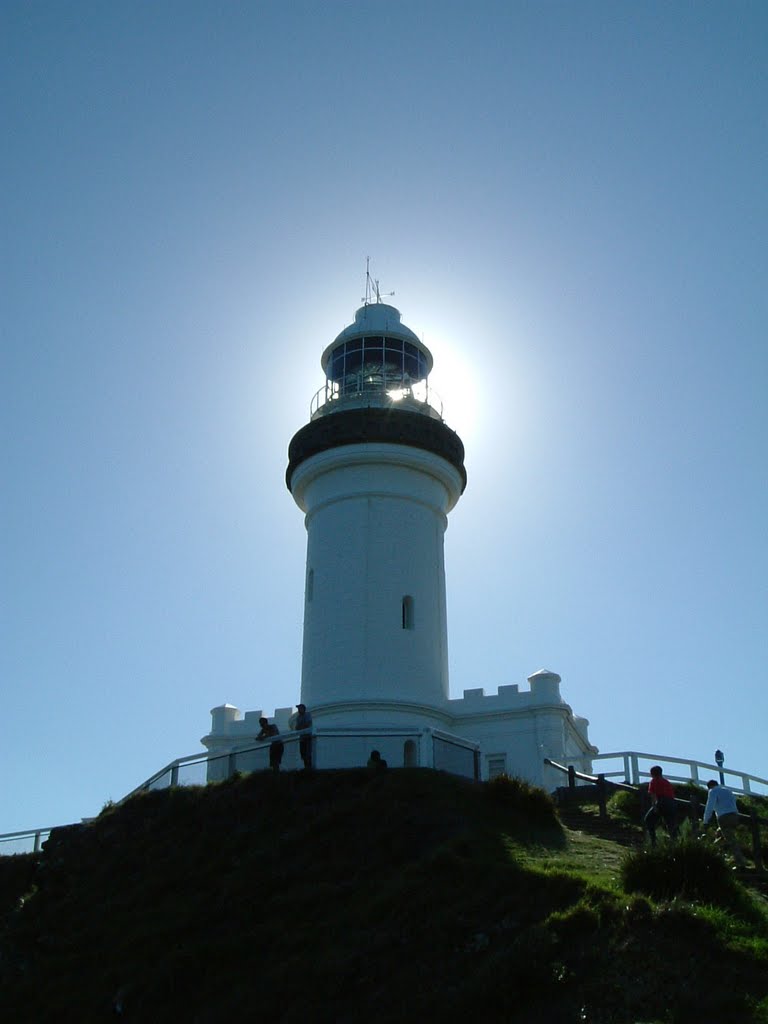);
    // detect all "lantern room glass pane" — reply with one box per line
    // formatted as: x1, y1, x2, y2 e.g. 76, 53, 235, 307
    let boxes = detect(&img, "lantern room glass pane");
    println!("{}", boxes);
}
385, 344, 404, 369
325, 336, 429, 399
403, 343, 426, 381
331, 351, 345, 380
344, 346, 363, 373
